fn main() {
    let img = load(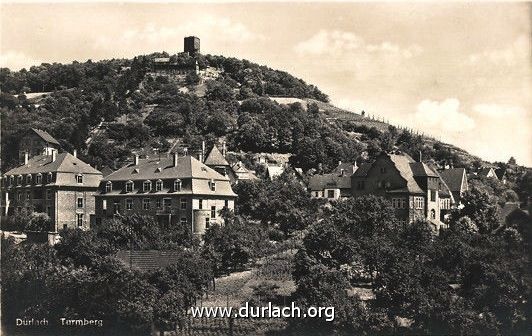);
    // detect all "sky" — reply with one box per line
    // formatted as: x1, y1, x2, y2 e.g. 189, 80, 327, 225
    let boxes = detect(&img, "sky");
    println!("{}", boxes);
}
1, 1, 530, 166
